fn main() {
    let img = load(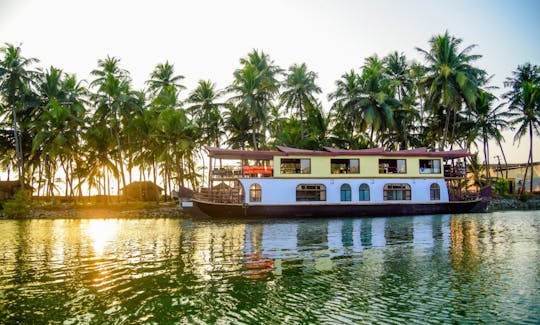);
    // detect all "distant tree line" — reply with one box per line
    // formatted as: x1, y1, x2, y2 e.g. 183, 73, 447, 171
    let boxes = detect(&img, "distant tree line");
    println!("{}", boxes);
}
0, 31, 539, 197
